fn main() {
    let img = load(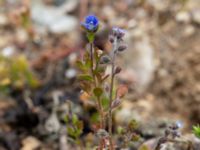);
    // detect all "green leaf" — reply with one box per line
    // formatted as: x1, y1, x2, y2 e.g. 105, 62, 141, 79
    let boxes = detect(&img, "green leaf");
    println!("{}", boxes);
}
67, 126, 75, 138
0, 55, 39, 91
90, 112, 99, 123
24, 70, 39, 88
77, 121, 83, 130
72, 114, 78, 125
117, 126, 126, 135
139, 145, 149, 150
193, 125, 200, 139
93, 87, 103, 98
101, 96, 109, 108
93, 67, 103, 74
64, 115, 69, 123
85, 58, 92, 68
78, 74, 93, 82
66, 115, 83, 139
128, 119, 138, 130
76, 60, 86, 71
